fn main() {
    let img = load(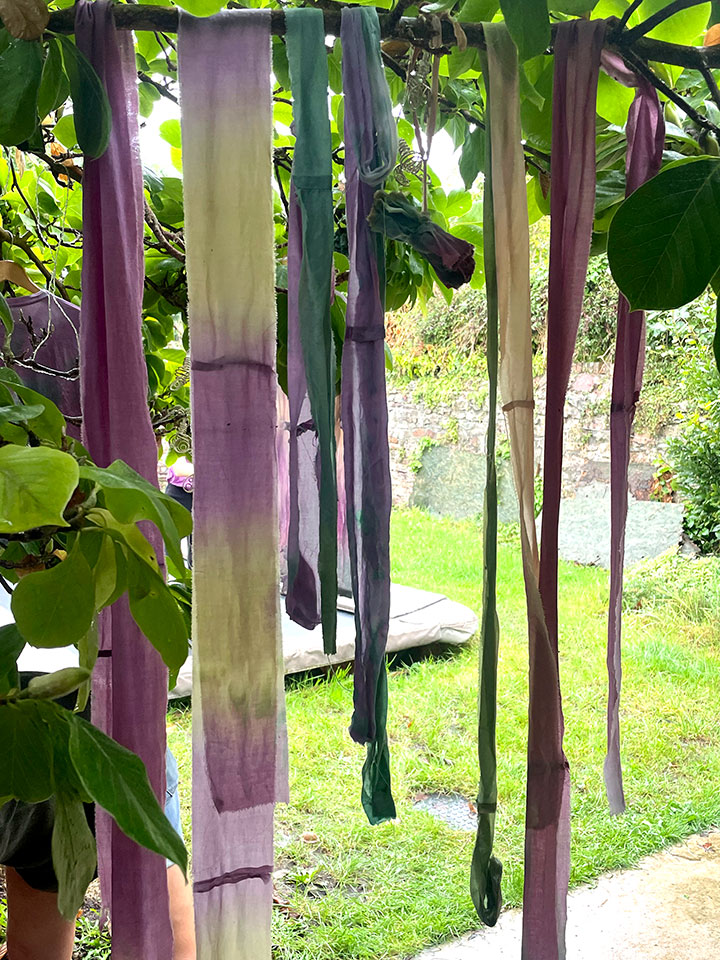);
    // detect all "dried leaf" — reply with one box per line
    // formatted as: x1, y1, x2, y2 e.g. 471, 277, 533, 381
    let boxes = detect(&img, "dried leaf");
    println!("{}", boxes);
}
0, 0, 49, 40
